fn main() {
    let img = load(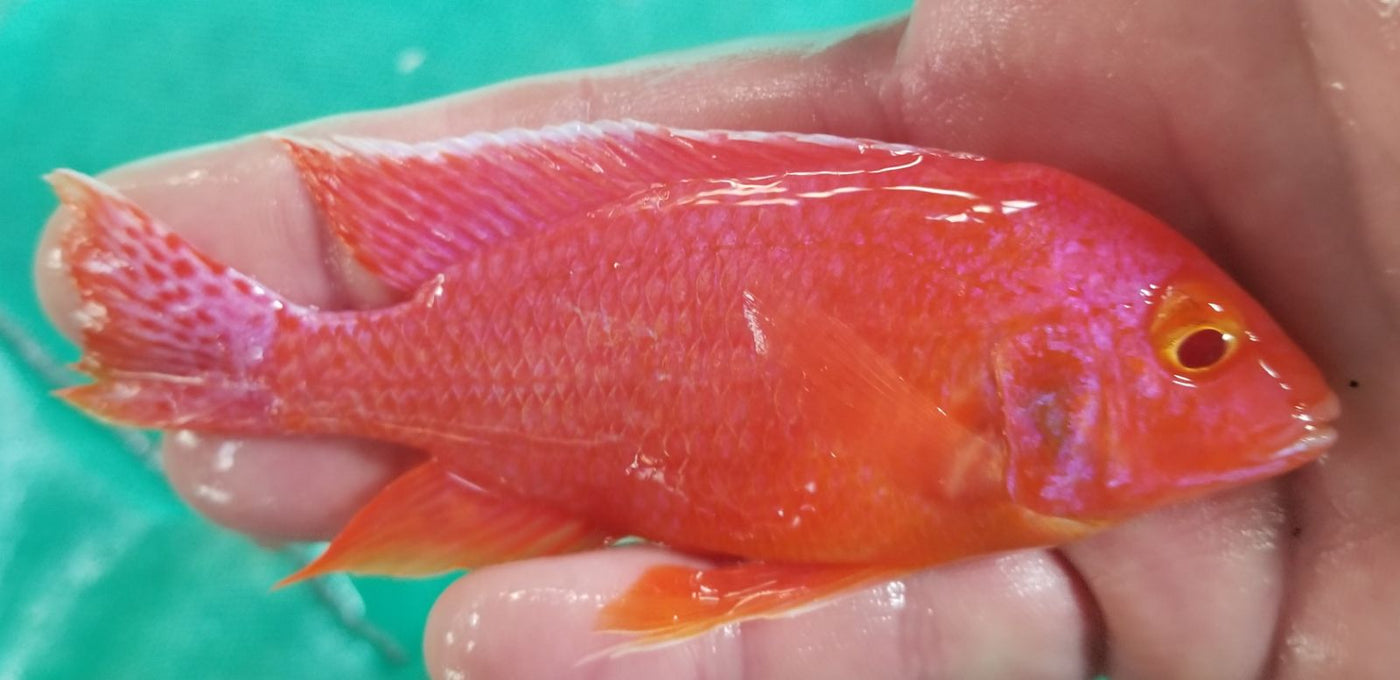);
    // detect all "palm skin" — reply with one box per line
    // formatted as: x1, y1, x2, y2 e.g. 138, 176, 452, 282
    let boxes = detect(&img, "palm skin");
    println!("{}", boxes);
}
34, 2, 1400, 677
